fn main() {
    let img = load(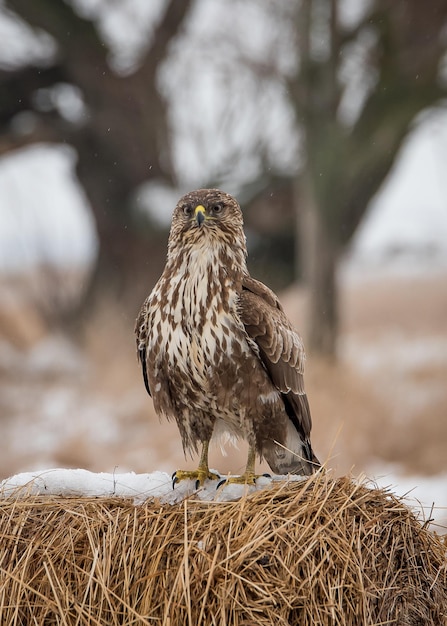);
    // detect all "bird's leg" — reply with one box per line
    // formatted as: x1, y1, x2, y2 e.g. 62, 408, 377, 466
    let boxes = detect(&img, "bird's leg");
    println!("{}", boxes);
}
172, 440, 220, 489
217, 445, 268, 488
239, 445, 257, 484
